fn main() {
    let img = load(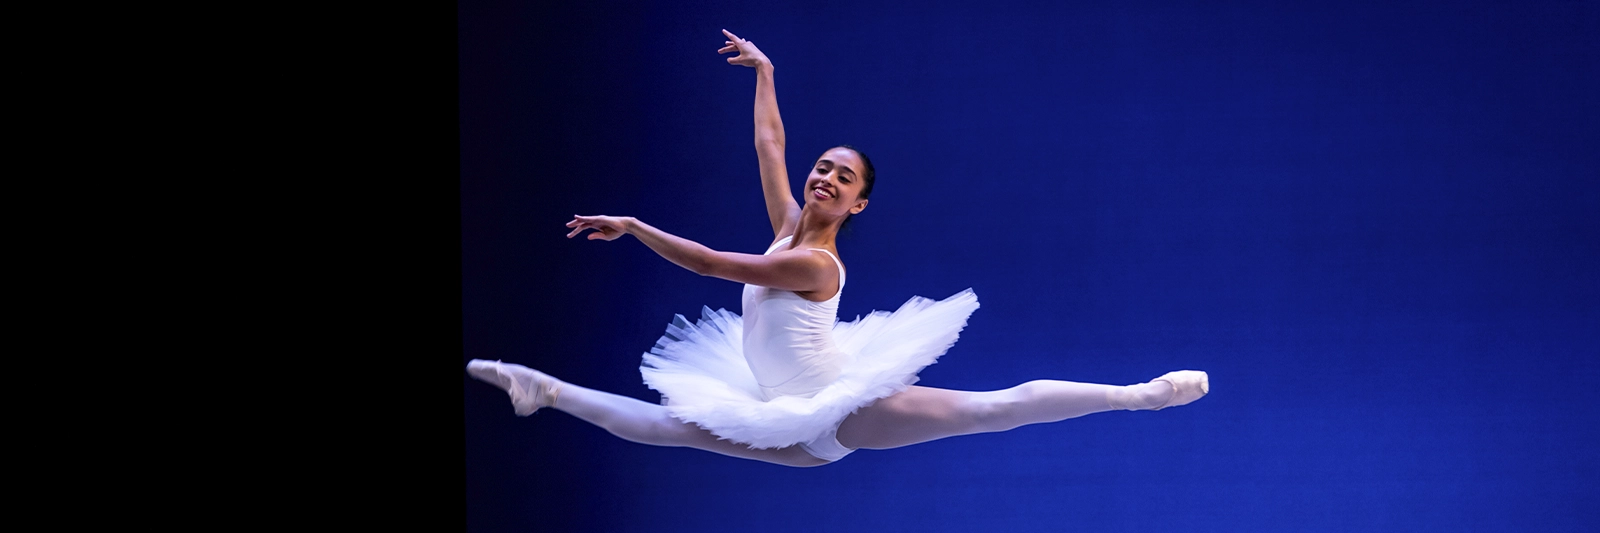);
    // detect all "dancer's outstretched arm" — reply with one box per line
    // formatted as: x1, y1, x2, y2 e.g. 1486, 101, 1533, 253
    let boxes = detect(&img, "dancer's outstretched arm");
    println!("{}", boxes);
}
719, 29, 798, 239
565, 214, 834, 293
